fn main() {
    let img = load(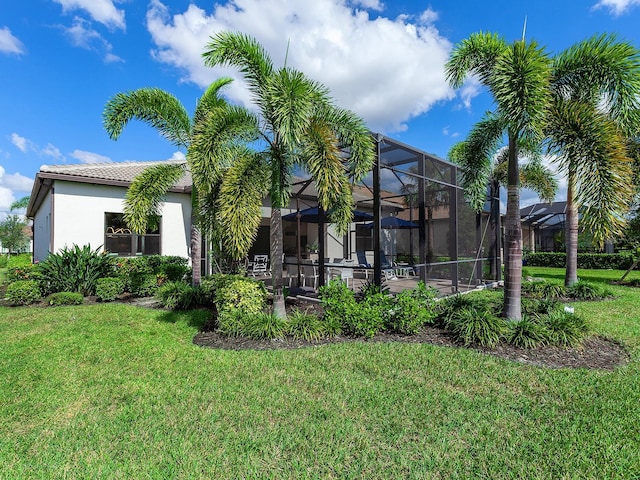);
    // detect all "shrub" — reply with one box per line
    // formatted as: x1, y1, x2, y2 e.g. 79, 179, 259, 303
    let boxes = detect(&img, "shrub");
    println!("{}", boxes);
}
522, 298, 563, 317
46, 292, 84, 306
6, 280, 41, 306
387, 287, 436, 335
209, 274, 267, 315
543, 310, 590, 347
112, 257, 153, 291
217, 309, 250, 337
7, 264, 41, 283
507, 316, 549, 349
320, 280, 388, 338
157, 263, 190, 282
155, 281, 197, 310
567, 280, 612, 300
523, 252, 634, 270
130, 273, 159, 297
287, 308, 332, 341
445, 306, 506, 347
38, 244, 113, 296
522, 280, 566, 299
436, 293, 494, 327
95, 277, 125, 302
0, 255, 7, 268
244, 312, 288, 340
